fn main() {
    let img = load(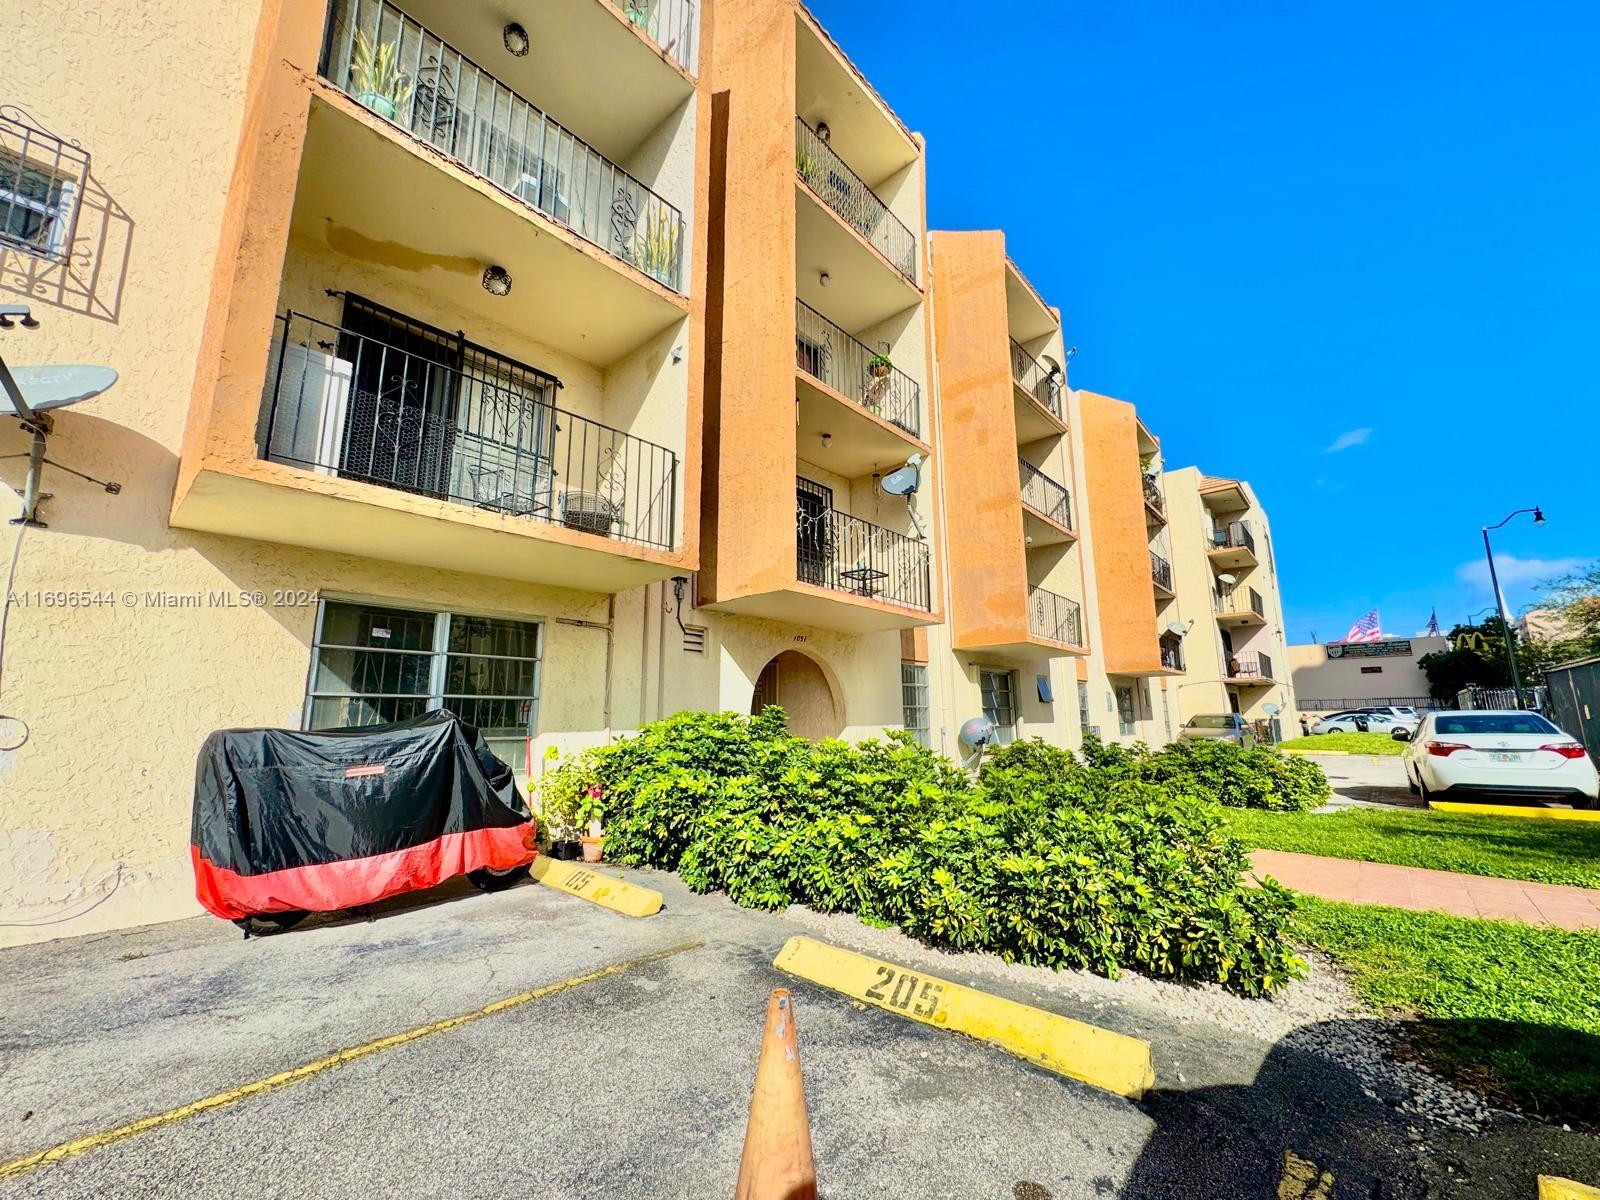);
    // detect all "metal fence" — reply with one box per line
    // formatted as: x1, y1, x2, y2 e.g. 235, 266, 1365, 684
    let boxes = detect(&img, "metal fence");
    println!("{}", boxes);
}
1150, 551, 1174, 591
1298, 696, 1441, 712
614, 0, 697, 73
321, 0, 686, 291
796, 504, 931, 611
795, 118, 916, 282
795, 300, 920, 437
1028, 587, 1082, 646
1545, 656, 1600, 766
1455, 684, 1551, 712
259, 312, 679, 548
1009, 338, 1063, 419
1018, 458, 1071, 528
